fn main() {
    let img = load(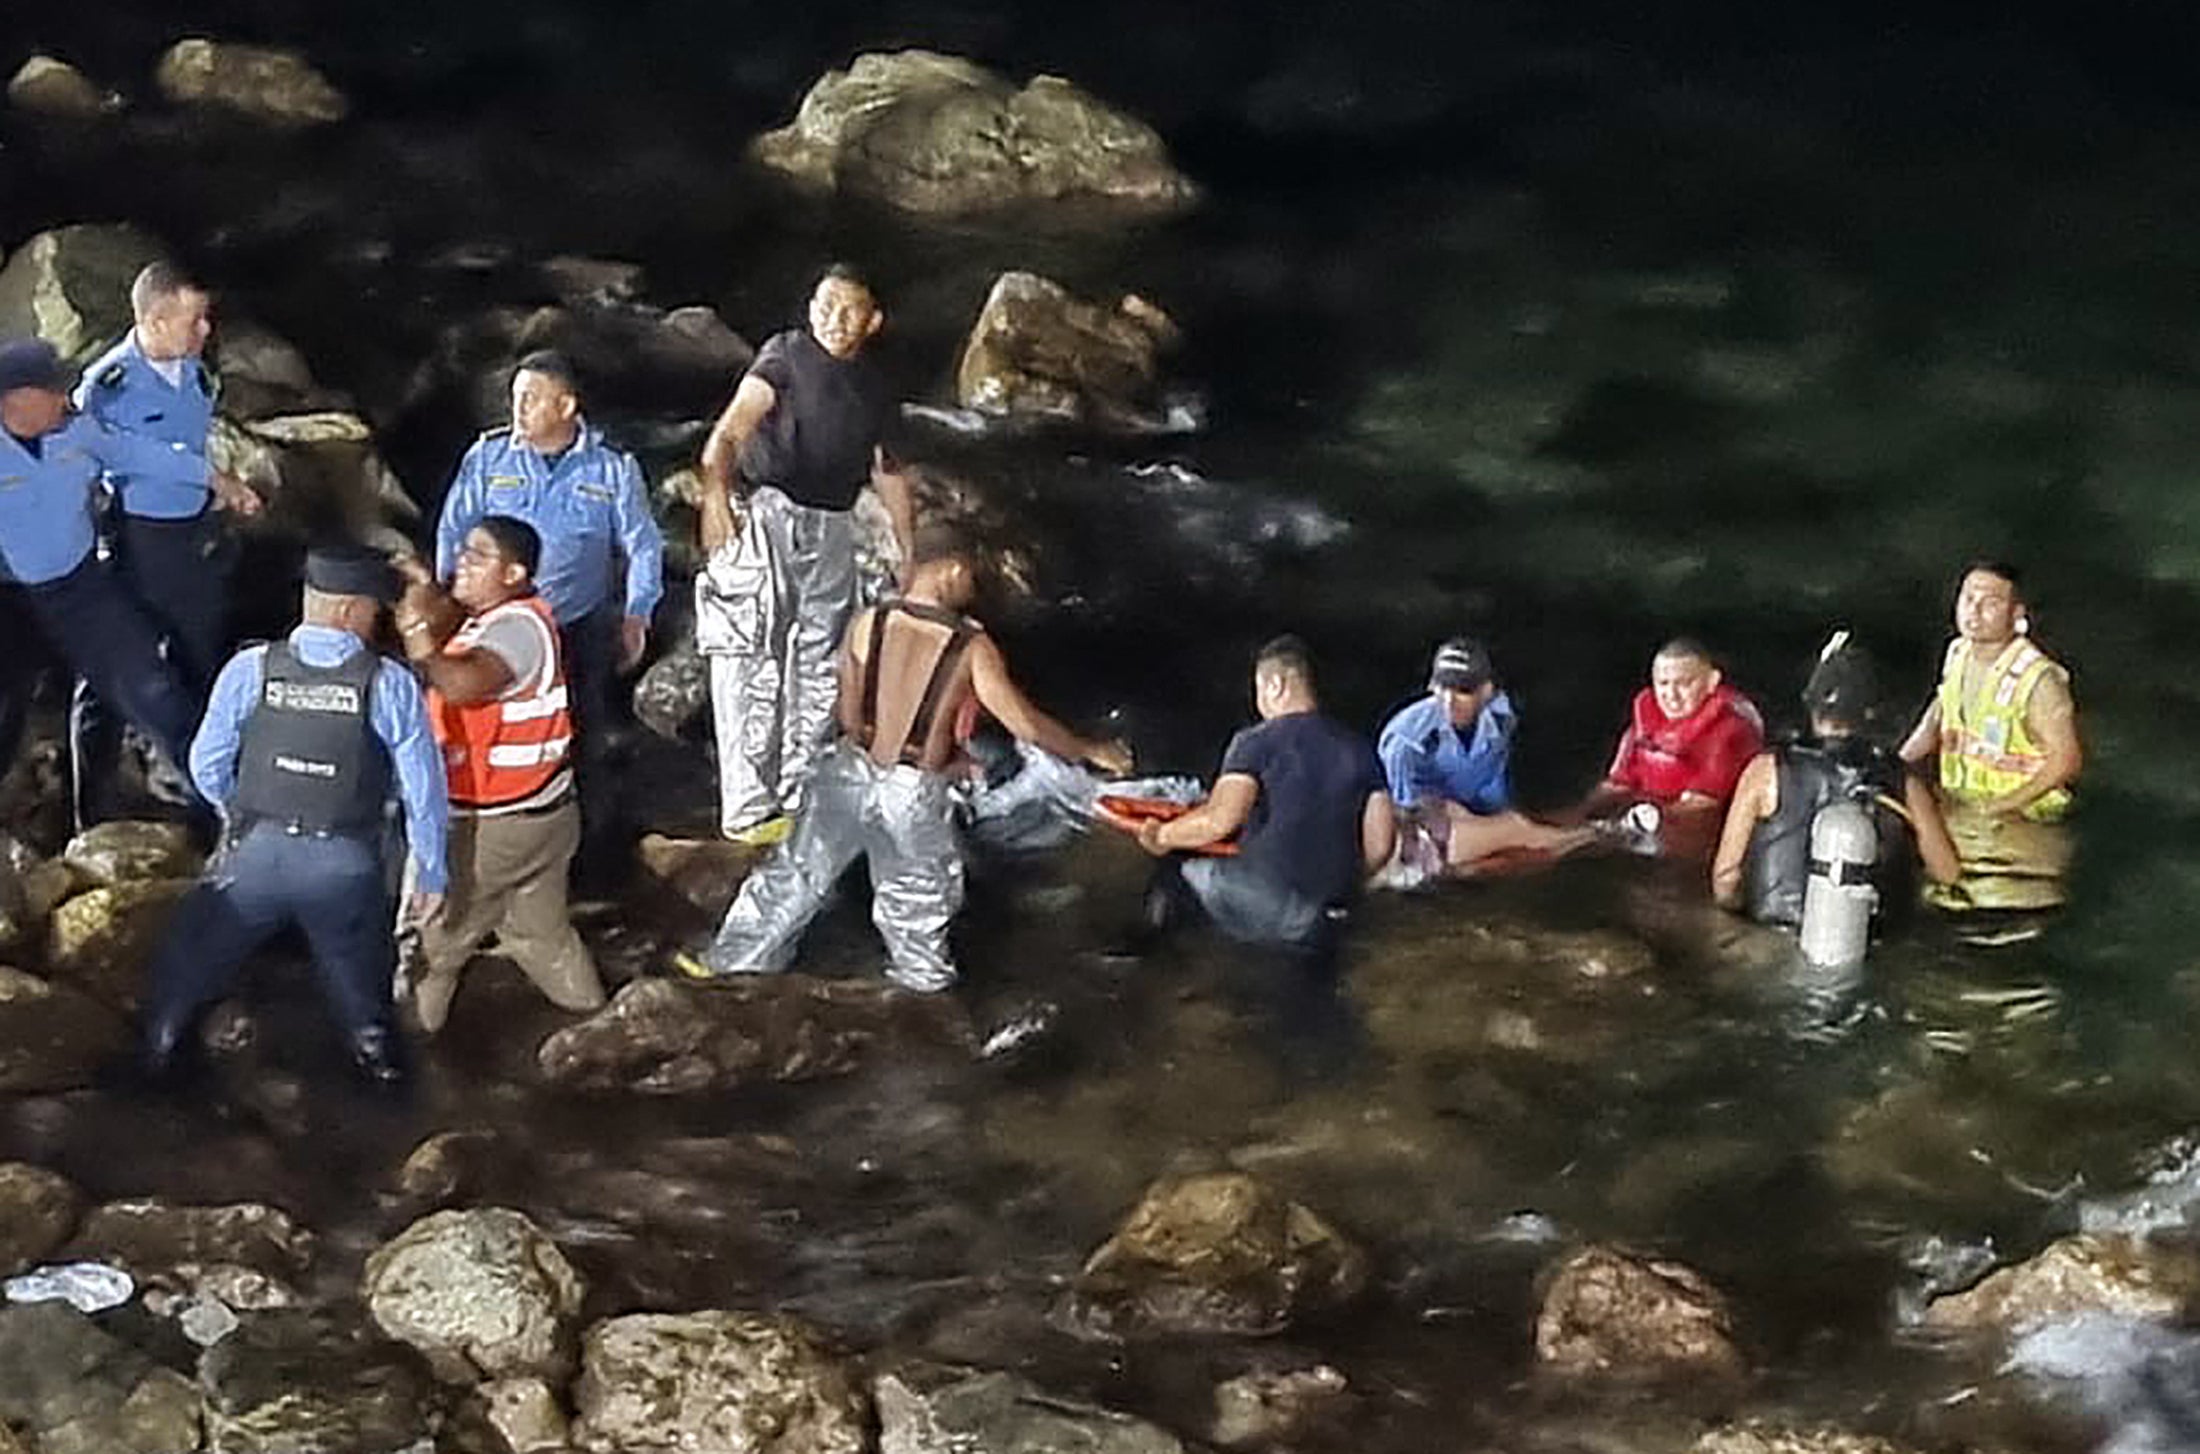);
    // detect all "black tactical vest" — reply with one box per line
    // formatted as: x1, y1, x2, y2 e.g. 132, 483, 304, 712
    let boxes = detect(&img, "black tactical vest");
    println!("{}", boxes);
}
230, 642, 390, 834
1744, 740, 1906, 928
